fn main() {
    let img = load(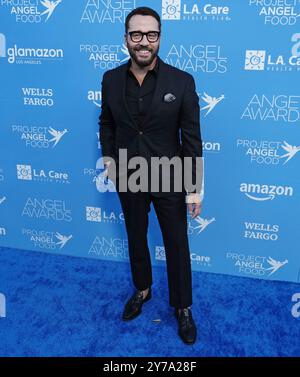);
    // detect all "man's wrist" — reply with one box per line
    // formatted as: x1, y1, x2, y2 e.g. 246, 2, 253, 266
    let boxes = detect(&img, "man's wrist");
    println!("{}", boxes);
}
185, 192, 202, 204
